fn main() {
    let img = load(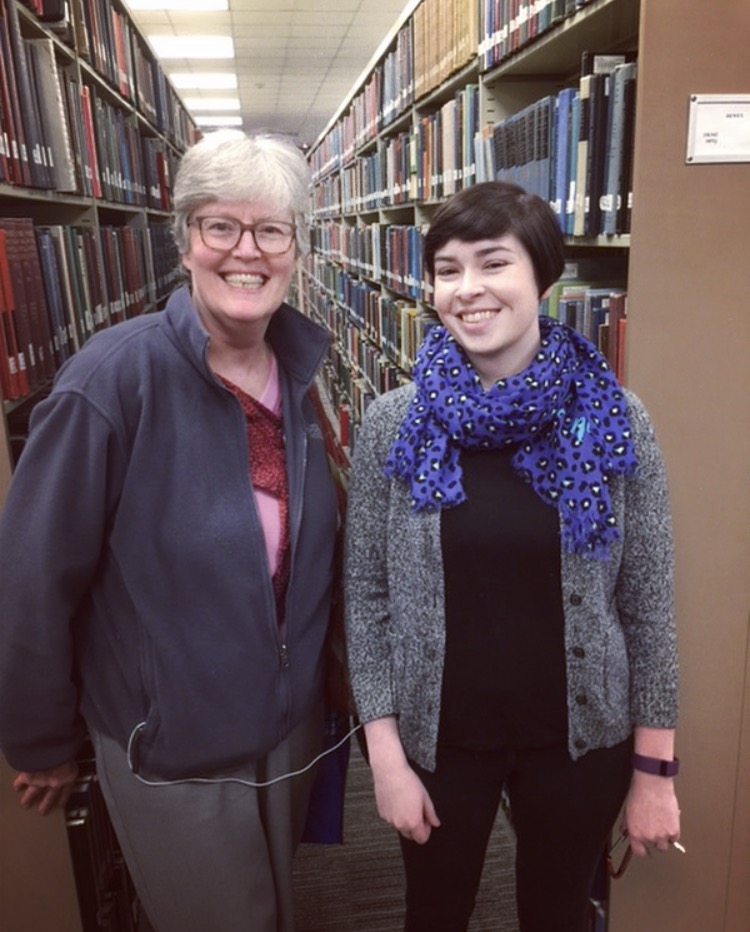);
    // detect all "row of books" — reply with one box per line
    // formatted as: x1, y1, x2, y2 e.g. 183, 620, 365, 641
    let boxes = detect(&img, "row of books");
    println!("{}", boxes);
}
304, 262, 437, 377
314, 50, 634, 241
312, 223, 425, 304
384, 224, 426, 301
479, 0, 593, 71
311, 0, 478, 179
543, 279, 628, 382
0, 217, 179, 402
381, 18, 415, 130
311, 223, 384, 282
416, 82, 480, 202
336, 83, 479, 210
311, 0, 604, 180
485, 54, 637, 236
304, 281, 388, 434
310, 220, 427, 305
413, 0, 479, 101
308, 225, 427, 306
66, 0, 196, 149
0, 0, 195, 193
2, 32, 176, 211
